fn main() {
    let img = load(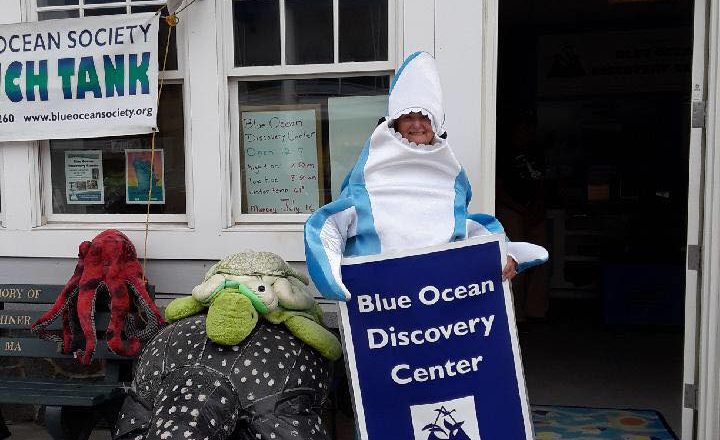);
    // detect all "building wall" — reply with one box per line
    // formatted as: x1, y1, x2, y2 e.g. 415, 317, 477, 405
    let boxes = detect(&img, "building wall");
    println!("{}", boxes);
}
0, 0, 497, 296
